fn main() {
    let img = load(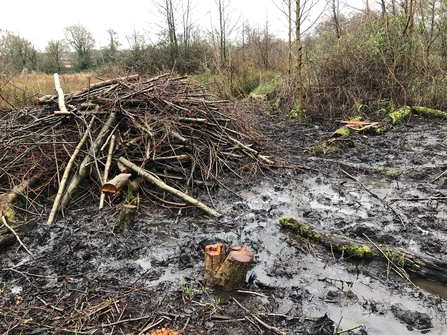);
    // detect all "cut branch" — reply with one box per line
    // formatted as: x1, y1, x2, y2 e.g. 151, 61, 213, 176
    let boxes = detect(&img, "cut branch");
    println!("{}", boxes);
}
54, 73, 69, 114
118, 157, 221, 217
